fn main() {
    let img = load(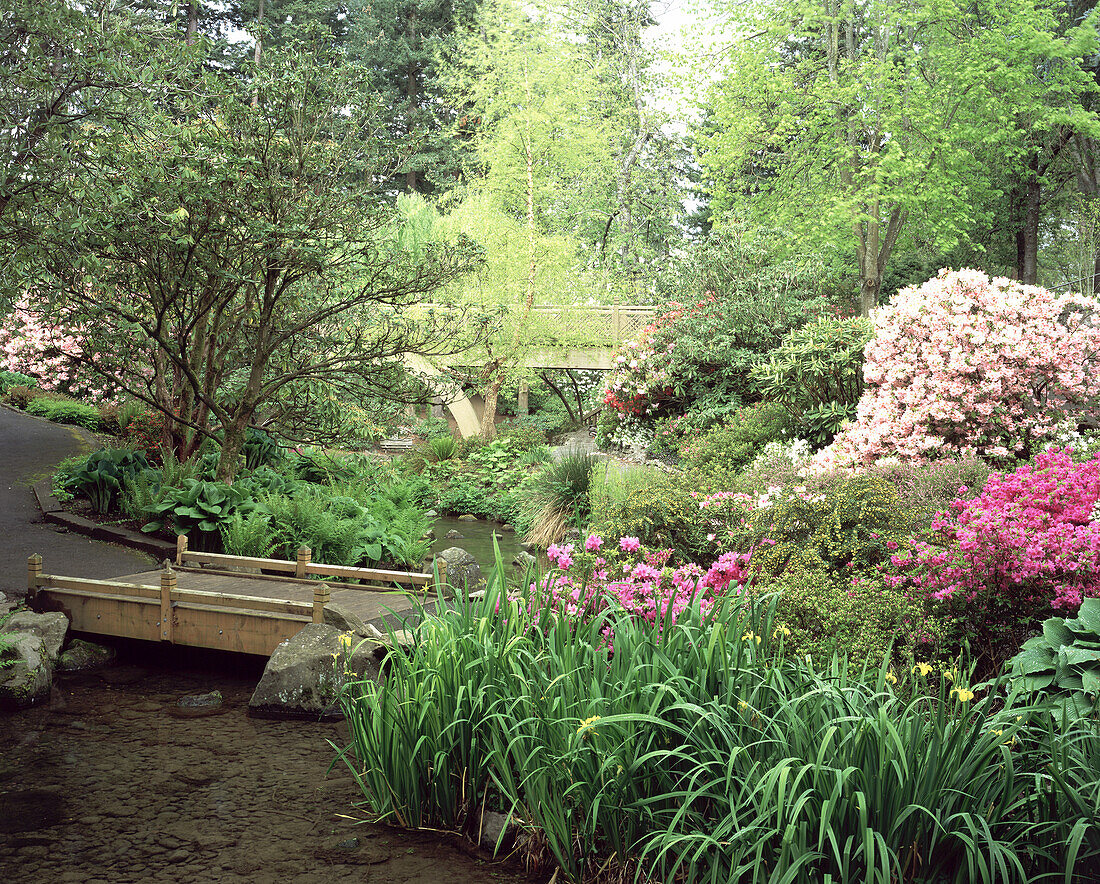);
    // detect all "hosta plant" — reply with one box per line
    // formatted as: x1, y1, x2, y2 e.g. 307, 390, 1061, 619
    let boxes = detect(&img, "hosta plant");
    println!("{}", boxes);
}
141, 479, 257, 550
1007, 597, 1100, 721
65, 447, 154, 513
